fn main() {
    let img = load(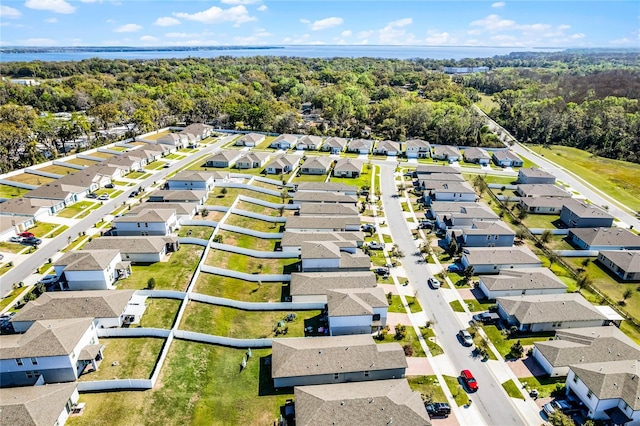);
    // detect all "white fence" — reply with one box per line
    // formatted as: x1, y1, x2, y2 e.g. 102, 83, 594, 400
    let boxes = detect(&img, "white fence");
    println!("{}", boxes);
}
238, 194, 298, 210
209, 242, 296, 258
554, 250, 599, 257
218, 182, 281, 197
173, 330, 273, 348
77, 153, 106, 162
0, 179, 35, 190
77, 379, 153, 392
180, 220, 219, 227
203, 206, 230, 213
230, 207, 287, 223
179, 237, 209, 247
25, 168, 62, 179
530, 229, 570, 235
53, 160, 84, 170
253, 176, 295, 188
190, 292, 323, 310
200, 265, 291, 282
97, 328, 171, 338
488, 183, 517, 190
218, 223, 283, 239
135, 290, 186, 299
